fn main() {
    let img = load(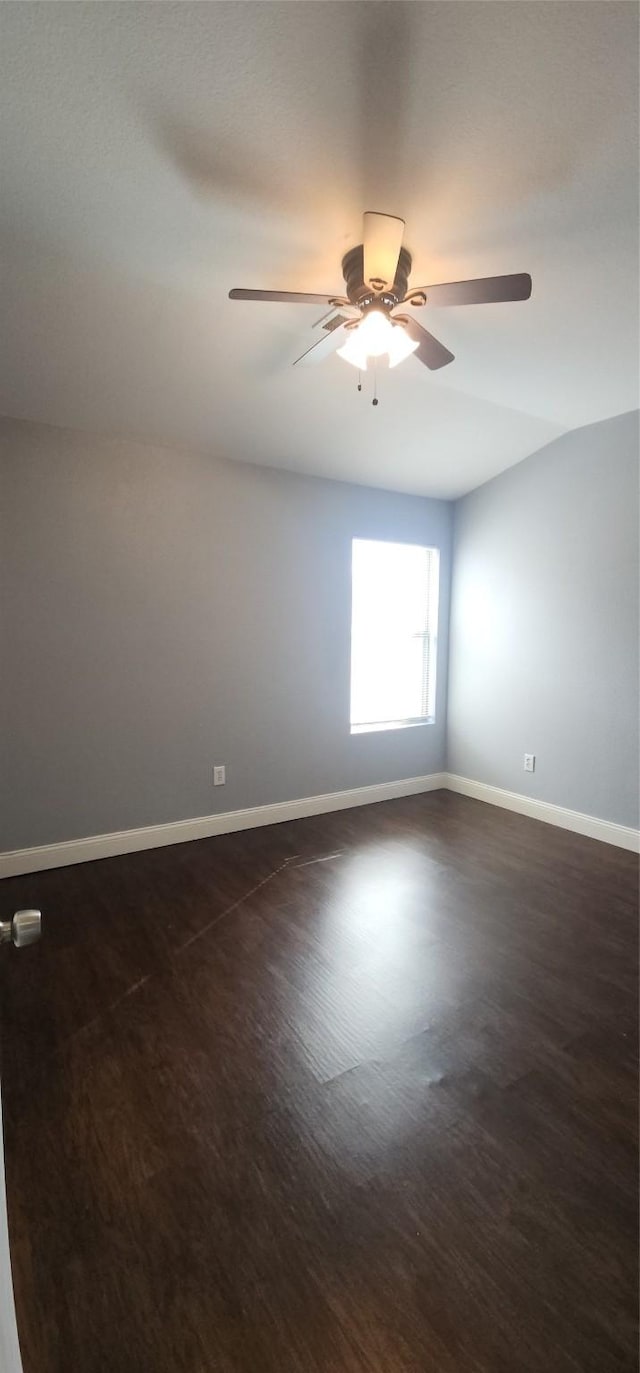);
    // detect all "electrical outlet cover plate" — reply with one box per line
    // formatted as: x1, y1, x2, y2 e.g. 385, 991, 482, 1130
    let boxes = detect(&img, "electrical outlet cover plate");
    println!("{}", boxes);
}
213, 765, 226, 786
524, 754, 535, 773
